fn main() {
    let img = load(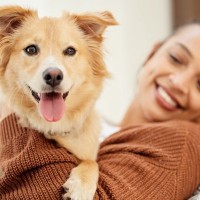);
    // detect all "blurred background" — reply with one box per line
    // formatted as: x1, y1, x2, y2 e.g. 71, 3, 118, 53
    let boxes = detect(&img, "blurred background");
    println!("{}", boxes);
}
0, 0, 199, 124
